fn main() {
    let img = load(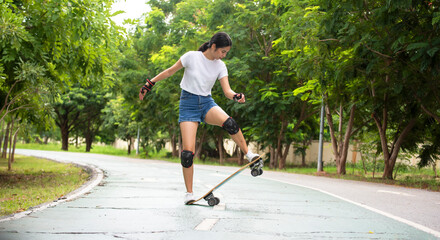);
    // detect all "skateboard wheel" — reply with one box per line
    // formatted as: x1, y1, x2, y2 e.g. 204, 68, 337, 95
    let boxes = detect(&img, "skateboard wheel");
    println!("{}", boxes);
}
208, 198, 217, 206
214, 197, 220, 205
251, 169, 259, 177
